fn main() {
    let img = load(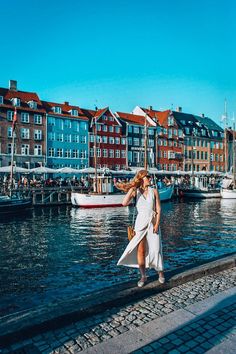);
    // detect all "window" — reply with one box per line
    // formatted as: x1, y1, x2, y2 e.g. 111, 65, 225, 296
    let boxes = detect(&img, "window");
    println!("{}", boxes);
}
178, 129, 183, 137
109, 126, 114, 133
102, 125, 108, 132
21, 144, 29, 155
64, 134, 71, 142
7, 111, 14, 121
168, 116, 174, 126
97, 148, 101, 157
57, 148, 63, 157
109, 116, 114, 121
48, 148, 55, 157
71, 109, 78, 116
64, 119, 72, 128
53, 106, 62, 114
34, 115, 42, 124
115, 150, 120, 158
90, 135, 94, 143
80, 136, 86, 144
64, 149, 71, 158
102, 136, 108, 143
109, 149, 114, 158
48, 132, 55, 141
28, 101, 37, 109
7, 127, 13, 138
72, 134, 79, 143
97, 124, 101, 131
103, 149, 108, 157
133, 127, 139, 134
149, 129, 154, 135
48, 117, 55, 126
133, 138, 139, 146
185, 127, 190, 134
109, 137, 115, 144
115, 137, 120, 144
103, 115, 107, 121
8, 143, 13, 154
115, 126, 120, 133
80, 122, 87, 130
0, 96, 3, 104
148, 139, 154, 147
174, 129, 177, 136
121, 138, 126, 145
80, 150, 86, 159
128, 125, 132, 133
21, 113, 29, 123
168, 140, 172, 147
90, 148, 94, 157
72, 149, 79, 158
128, 137, 132, 145
163, 139, 167, 146
12, 98, 20, 106
21, 128, 30, 139
34, 145, 42, 156
34, 129, 42, 140
121, 150, 126, 158
57, 133, 63, 142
